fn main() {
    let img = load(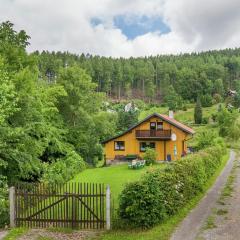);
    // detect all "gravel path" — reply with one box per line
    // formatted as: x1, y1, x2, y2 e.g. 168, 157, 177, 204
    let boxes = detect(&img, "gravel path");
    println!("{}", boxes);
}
170, 150, 235, 240
197, 153, 240, 240
0, 230, 8, 240
17, 228, 103, 240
